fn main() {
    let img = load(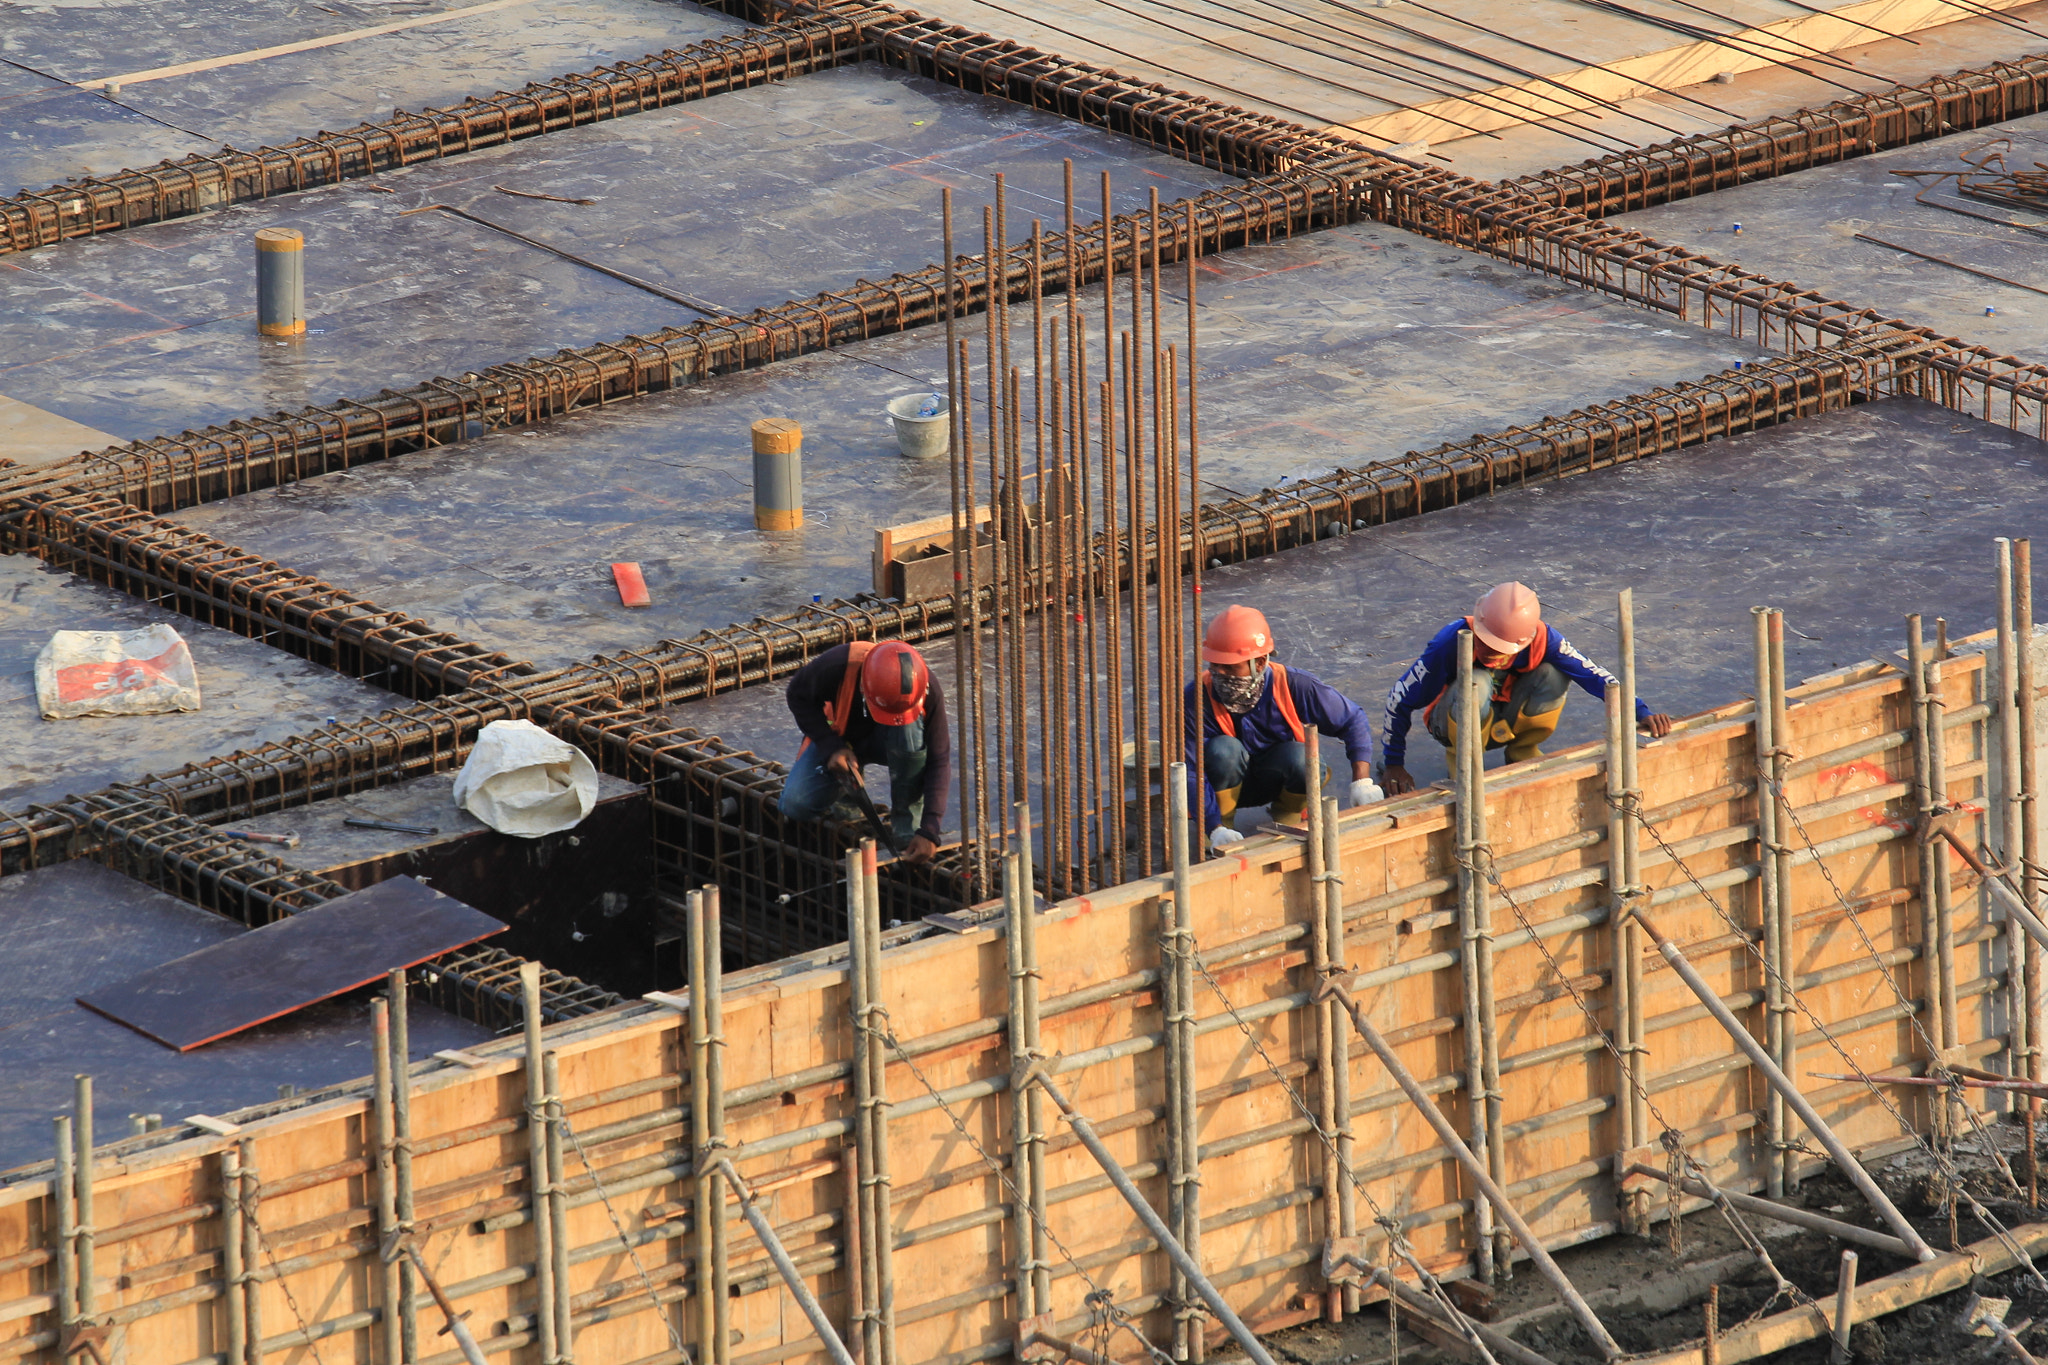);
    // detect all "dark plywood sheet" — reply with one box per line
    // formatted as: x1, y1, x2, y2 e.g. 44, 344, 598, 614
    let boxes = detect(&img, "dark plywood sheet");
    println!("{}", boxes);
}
80, 876, 503, 1051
